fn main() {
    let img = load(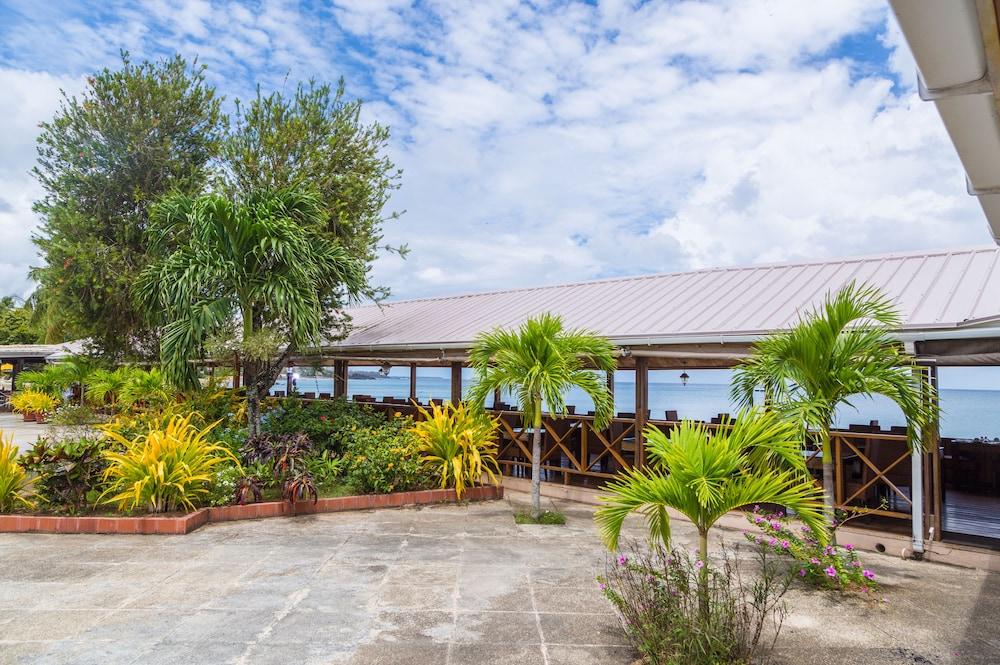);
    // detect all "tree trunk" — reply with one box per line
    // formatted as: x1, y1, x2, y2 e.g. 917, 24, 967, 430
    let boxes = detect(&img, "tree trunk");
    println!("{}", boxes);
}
697, 526, 710, 624
821, 428, 837, 545
531, 401, 542, 519
247, 389, 261, 438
